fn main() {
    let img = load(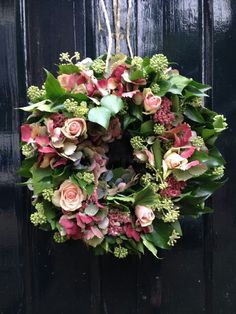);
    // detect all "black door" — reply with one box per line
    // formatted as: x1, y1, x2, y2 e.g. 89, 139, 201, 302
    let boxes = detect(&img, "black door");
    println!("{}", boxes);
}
0, 1, 235, 313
